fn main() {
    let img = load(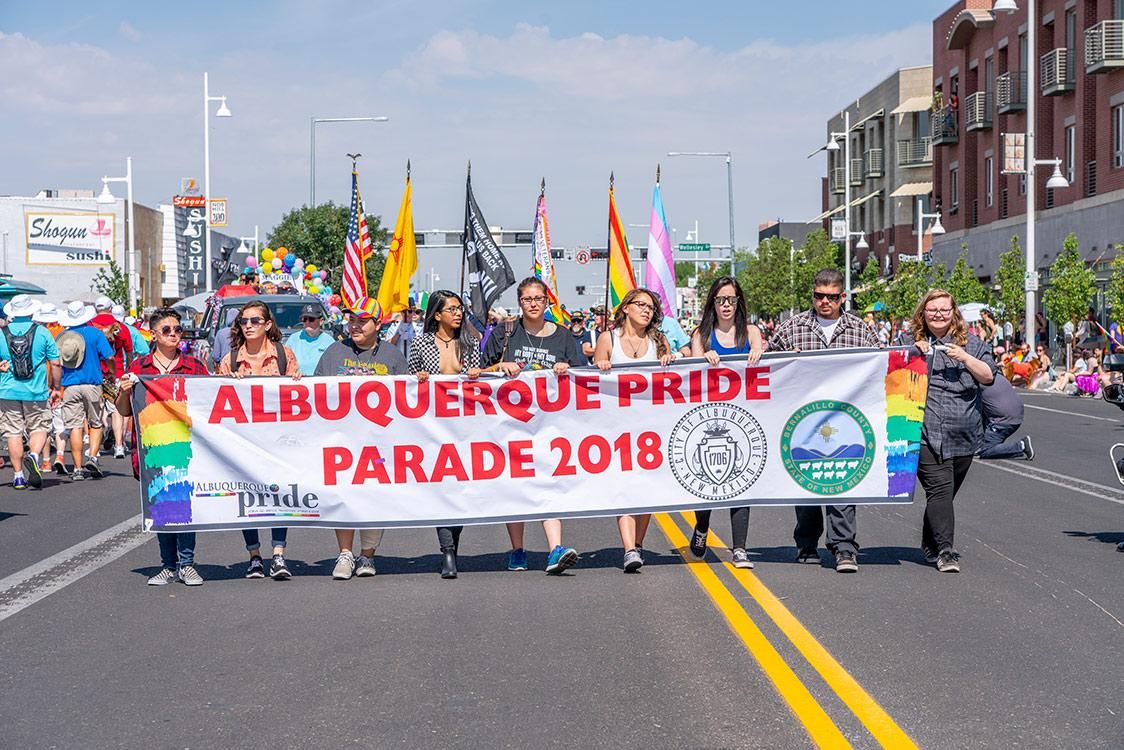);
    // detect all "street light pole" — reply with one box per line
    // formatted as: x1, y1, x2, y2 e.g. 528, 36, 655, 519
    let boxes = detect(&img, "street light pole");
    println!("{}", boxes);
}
843, 110, 852, 307
666, 151, 736, 278
98, 157, 137, 315
1025, 0, 1038, 346
202, 72, 231, 293
309, 116, 390, 207
915, 197, 946, 261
